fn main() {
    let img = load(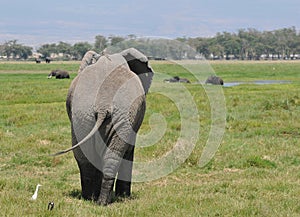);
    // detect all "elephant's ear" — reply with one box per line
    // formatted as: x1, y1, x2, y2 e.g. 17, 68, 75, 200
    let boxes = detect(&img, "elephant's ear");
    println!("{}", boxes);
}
120, 48, 154, 94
